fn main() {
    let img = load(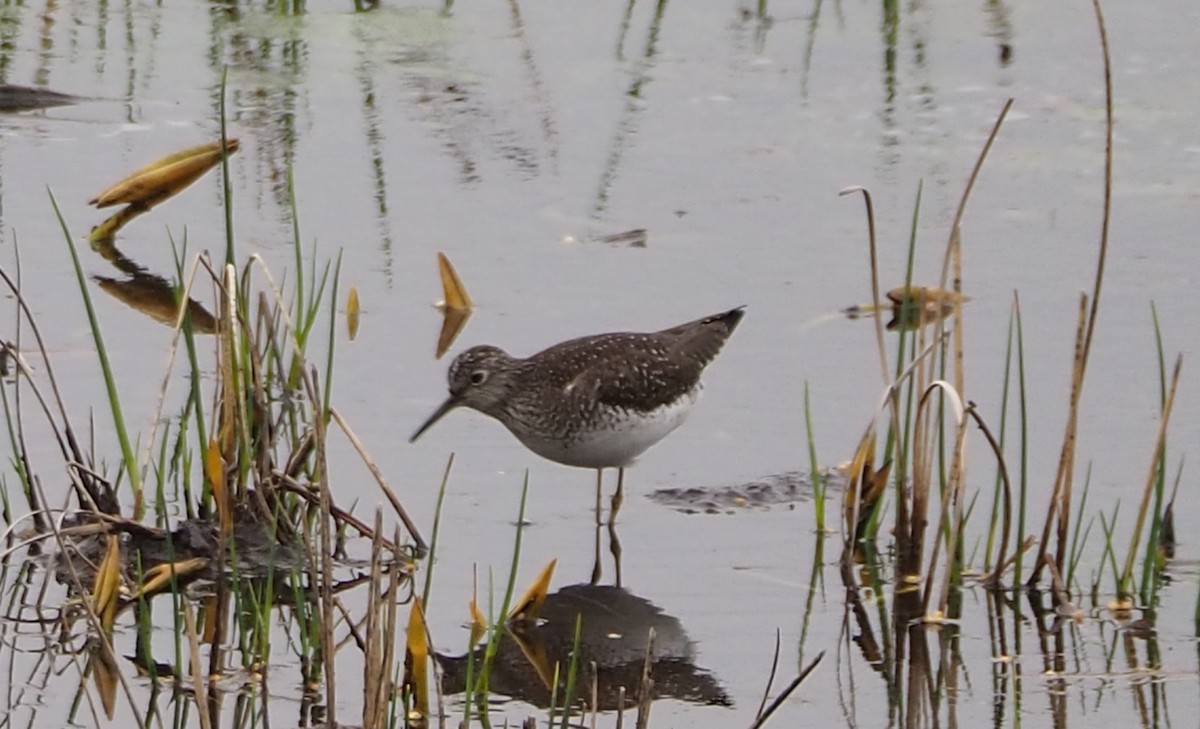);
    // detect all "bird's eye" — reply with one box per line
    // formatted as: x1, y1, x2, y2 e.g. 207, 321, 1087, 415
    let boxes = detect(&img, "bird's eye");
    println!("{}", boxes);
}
470, 370, 488, 385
